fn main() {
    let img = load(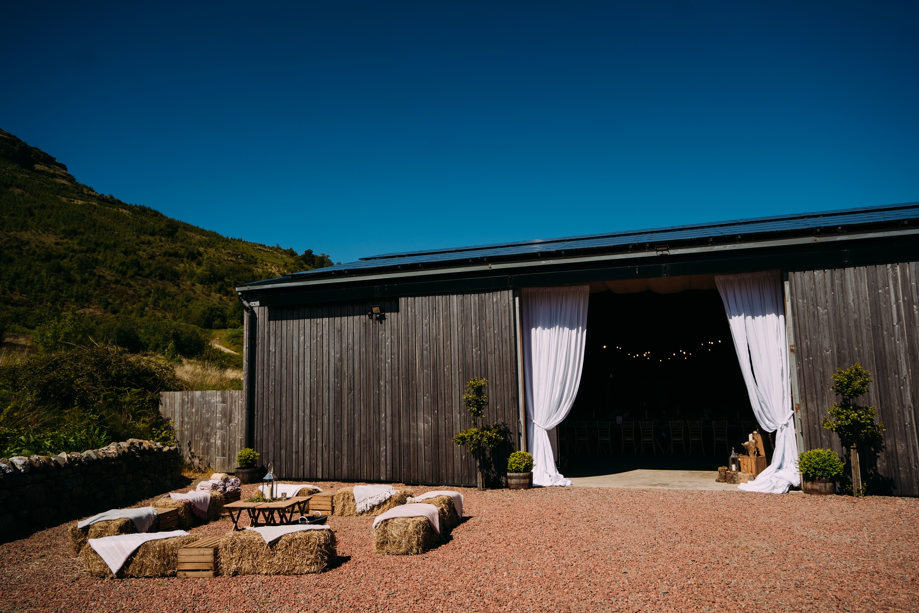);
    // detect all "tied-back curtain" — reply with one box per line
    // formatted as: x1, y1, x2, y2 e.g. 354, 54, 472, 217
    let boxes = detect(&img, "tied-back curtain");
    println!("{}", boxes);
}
520, 286, 589, 487
715, 271, 800, 494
